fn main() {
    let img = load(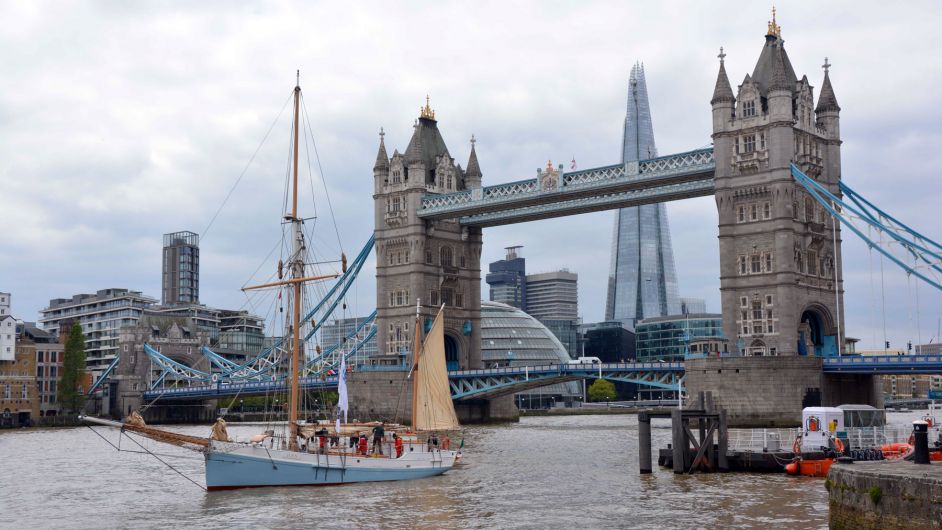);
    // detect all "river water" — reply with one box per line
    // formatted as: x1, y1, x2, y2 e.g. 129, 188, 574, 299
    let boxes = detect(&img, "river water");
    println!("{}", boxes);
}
1, 411, 923, 529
